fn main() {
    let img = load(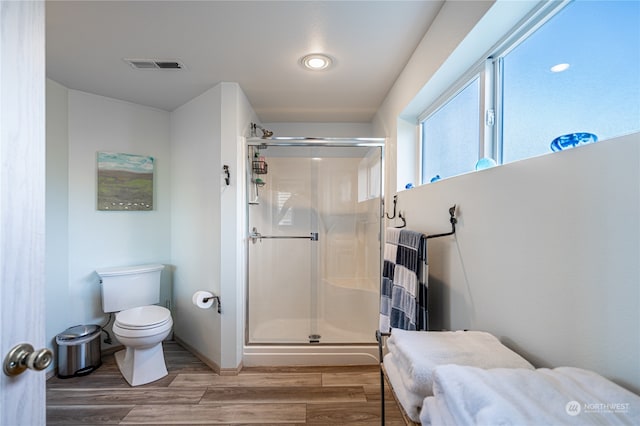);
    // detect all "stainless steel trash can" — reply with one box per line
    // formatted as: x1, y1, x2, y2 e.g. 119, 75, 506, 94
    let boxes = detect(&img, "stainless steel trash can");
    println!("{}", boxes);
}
56, 324, 102, 378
